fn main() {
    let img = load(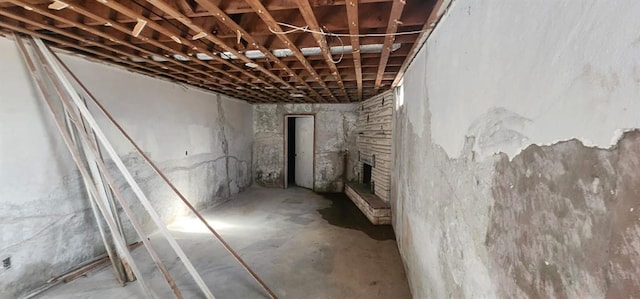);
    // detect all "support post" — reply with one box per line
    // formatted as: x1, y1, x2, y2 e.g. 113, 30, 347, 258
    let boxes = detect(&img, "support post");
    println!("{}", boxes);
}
33, 37, 214, 299
28, 37, 185, 299
15, 35, 156, 299
52, 45, 278, 299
